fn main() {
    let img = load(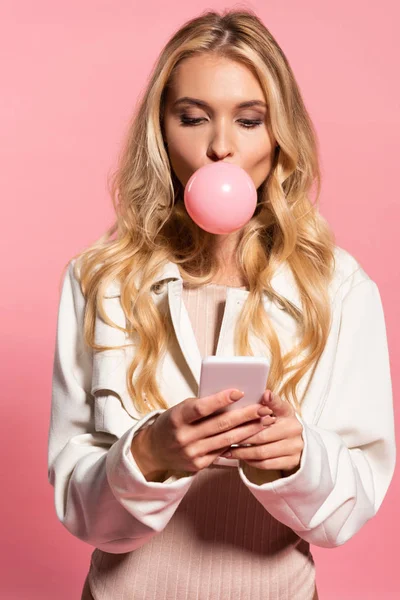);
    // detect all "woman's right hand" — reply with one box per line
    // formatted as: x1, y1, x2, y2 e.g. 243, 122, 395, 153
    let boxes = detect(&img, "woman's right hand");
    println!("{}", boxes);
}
132, 389, 275, 476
